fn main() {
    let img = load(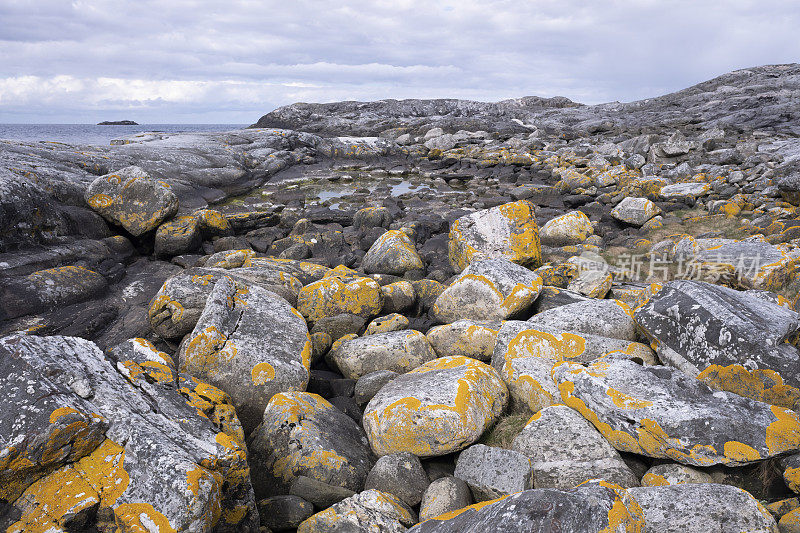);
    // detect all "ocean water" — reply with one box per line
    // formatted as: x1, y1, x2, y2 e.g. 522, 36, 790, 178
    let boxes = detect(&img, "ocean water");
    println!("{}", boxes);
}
0, 123, 247, 146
